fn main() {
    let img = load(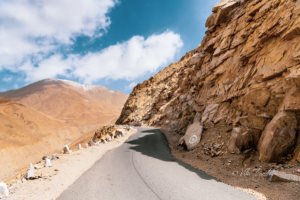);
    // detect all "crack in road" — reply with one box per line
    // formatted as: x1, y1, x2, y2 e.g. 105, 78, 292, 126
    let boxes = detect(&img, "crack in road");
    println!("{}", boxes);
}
131, 150, 162, 200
